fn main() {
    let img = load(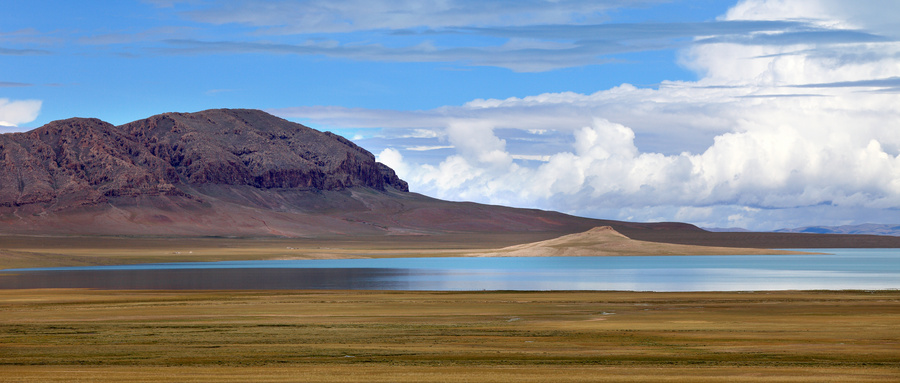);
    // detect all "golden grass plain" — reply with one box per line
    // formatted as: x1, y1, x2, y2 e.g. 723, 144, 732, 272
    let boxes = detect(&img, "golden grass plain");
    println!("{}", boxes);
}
1, 289, 898, 382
